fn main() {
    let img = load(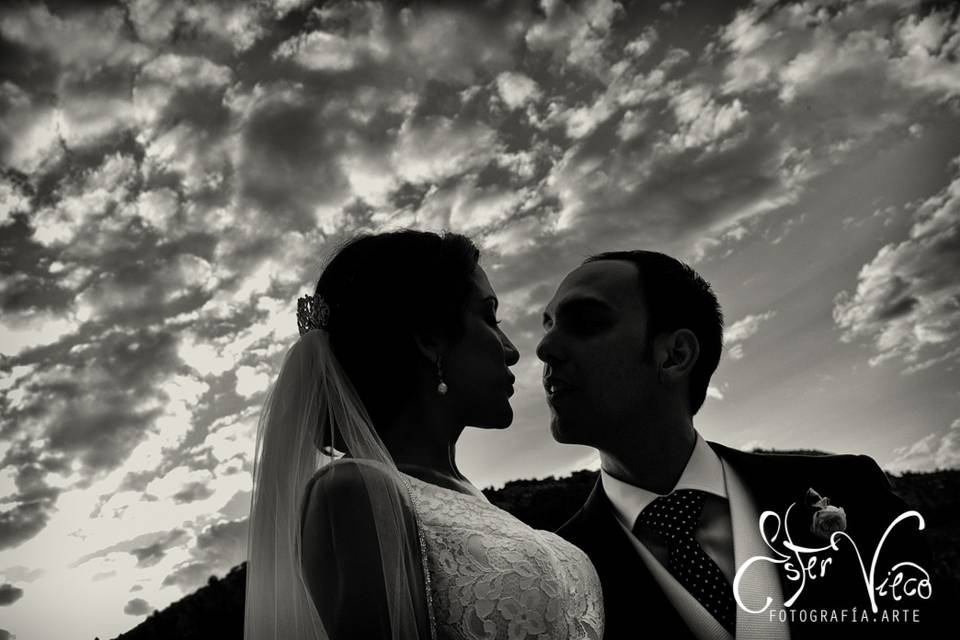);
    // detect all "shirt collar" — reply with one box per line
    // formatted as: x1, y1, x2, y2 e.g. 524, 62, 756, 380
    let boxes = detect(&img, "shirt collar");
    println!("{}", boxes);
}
600, 432, 728, 528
